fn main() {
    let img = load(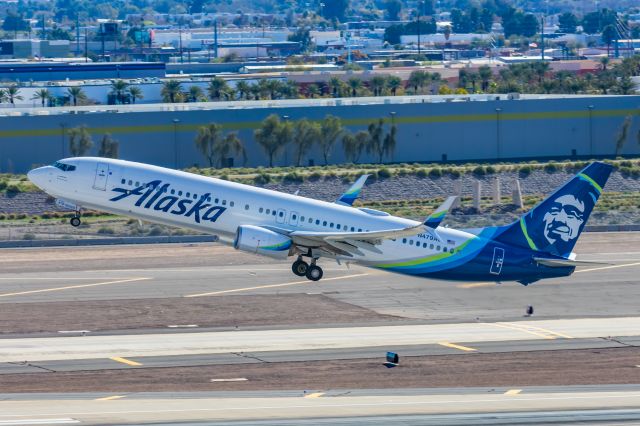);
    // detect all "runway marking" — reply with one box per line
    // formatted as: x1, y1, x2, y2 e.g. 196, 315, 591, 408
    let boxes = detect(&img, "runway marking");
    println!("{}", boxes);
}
0, 277, 114, 280
575, 262, 640, 274
210, 378, 248, 382
184, 273, 369, 297
488, 322, 556, 340
304, 392, 325, 398
504, 389, 522, 396
0, 419, 80, 425
109, 357, 142, 367
502, 322, 574, 339
456, 282, 494, 289
0, 277, 151, 298
437, 342, 477, 352
95, 395, 126, 401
